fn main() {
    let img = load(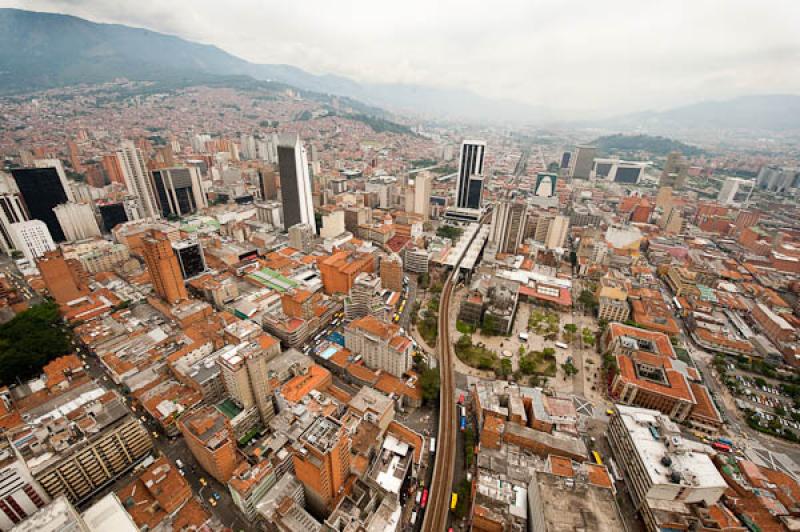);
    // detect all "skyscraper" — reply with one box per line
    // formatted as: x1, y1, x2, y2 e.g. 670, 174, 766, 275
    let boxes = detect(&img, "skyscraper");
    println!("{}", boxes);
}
217, 337, 280, 426
292, 416, 351, 513
277, 135, 316, 233
117, 141, 159, 220
0, 172, 28, 255
490, 200, 528, 254
54, 202, 101, 242
456, 140, 486, 210
11, 165, 73, 242
534, 172, 557, 197
98, 202, 129, 233
172, 239, 206, 279
37, 250, 89, 305
258, 166, 278, 200
141, 229, 187, 304
179, 406, 241, 484
660, 152, 688, 189
413, 172, 433, 220
151, 167, 207, 218
9, 220, 55, 262
569, 145, 597, 180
